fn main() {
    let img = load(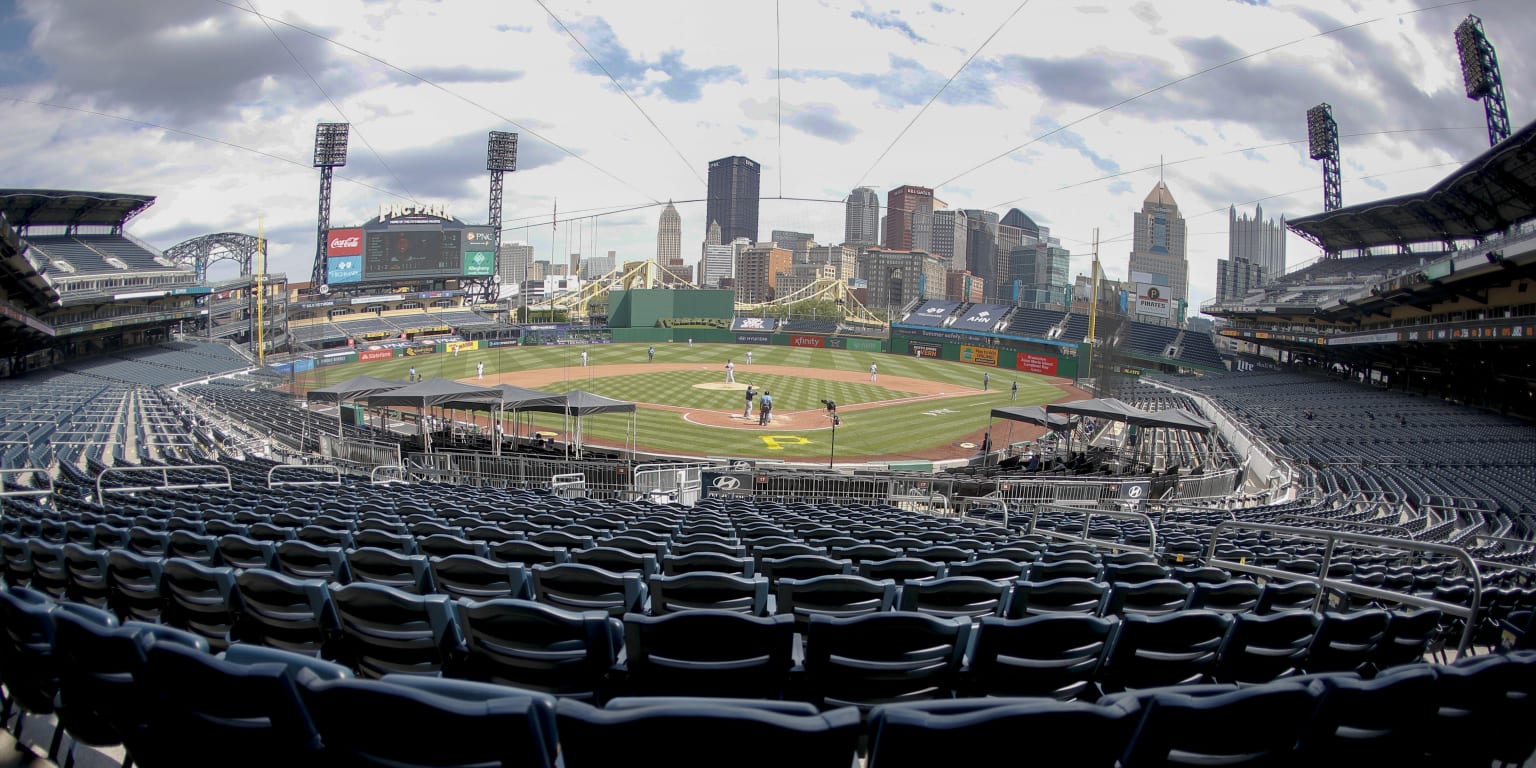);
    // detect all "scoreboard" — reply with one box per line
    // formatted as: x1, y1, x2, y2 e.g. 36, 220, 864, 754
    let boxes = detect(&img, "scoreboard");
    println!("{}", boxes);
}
326, 208, 495, 285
